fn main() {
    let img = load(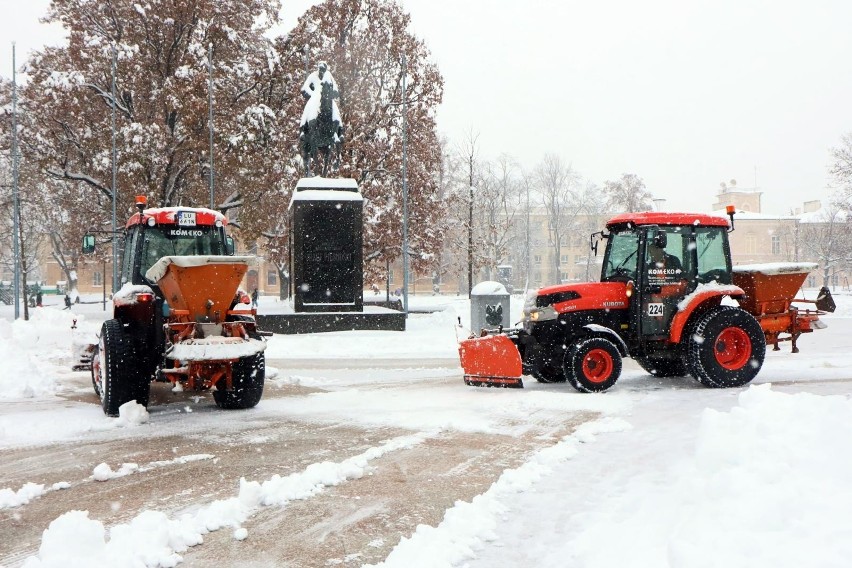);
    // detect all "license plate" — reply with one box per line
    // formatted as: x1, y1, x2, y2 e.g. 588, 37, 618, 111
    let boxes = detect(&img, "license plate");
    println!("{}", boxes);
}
177, 211, 196, 226
647, 303, 664, 317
